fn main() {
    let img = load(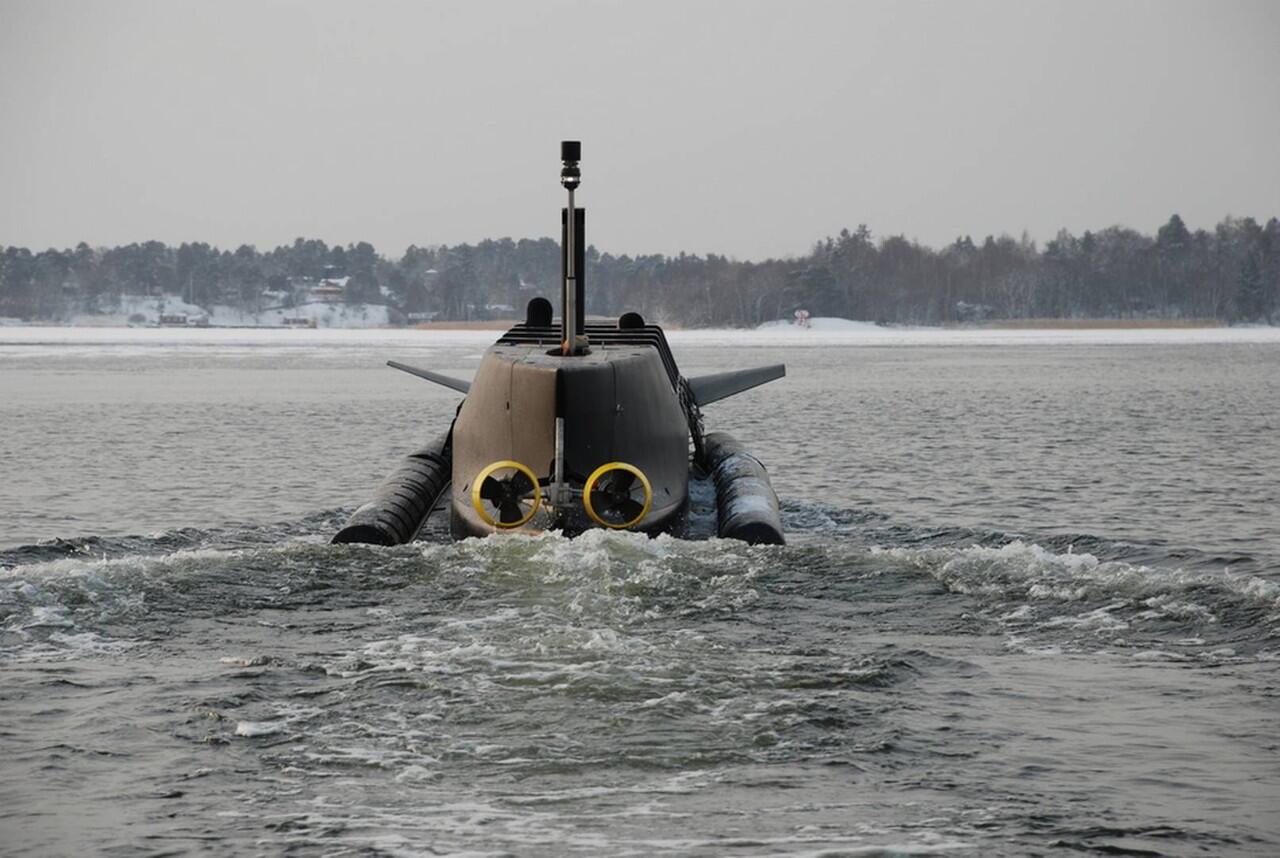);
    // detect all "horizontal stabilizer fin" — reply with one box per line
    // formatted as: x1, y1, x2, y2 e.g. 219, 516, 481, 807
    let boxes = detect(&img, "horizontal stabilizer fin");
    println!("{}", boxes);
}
687, 363, 785, 406
387, 361, 470, 394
